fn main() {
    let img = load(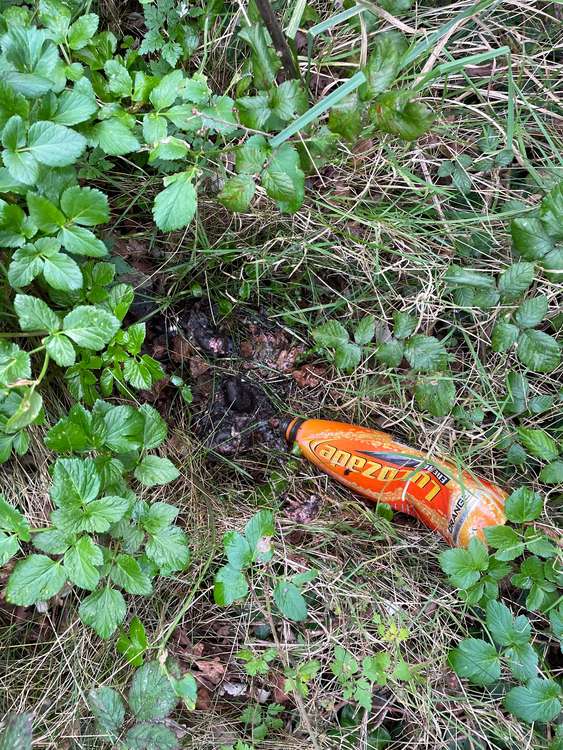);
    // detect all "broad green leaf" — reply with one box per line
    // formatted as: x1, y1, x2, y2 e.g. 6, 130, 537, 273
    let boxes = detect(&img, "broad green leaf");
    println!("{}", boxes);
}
26, 192, 65, 232
504, 371, 529, 414
414, 376, 456, 417
238, 24, 280, 88
486, 600, 531, 647
328, 94, 363, 141
172, 674, 198, 710
3, 148, 38, 184
5, 554, 66, 605
43, 252, 83, 291
78, 495, 130, 533
153, 173, 196, 232
517, 428, 559, 461
261, 143, 304, 213
404, 335, 448, 371
224, 531, 252, 570
312, 321, 349, 348
235, 134, 270, 174
334, 342, 362, 372
505, 487, 543, 523
50, 457, 101, 505
67, 13, 99, 49
33, 528, 74, 555
498, 262, 535, 301
62, 306, 120, 349
484, 525, 525, 561
375, 339, 404, 367
7, 246, 43, 287
141, 502, 178, 534
103, 404, 144, 452
79, 586, 126, 638
142, 113, 167, 144
244, 509, 274, 560
514, 294, 549, 329
273, 580, 308, 622
27, 121, 86, 166
440, 539, 488, 588
110, 554, 152, 595
139, 404, 167, 450
104, 59, 132, 98
125, 723, 179, 750
63, 535, 103, 590
269, 80, 307, 121
60, 225, 108, 256
0, 342, 31, 386
491, 320, 519, 352
372, 92, 434, 140
0, 495, 30, 540
0, 533, 19, 566
145, 526, 189, 573
0, 712, 33, 750
45, 403, 94, 453
354, 315, 376, 345
128, 661, 178, 720
511, 217, 553, 260
517, 329, 561, 372
87, 687, 125, 740
134, 456, 179, 487
61, 186, 109, 226
539, 460, 563, 485
360, 31, 406, 99
53, 87, 97, 126
5, 390, 43, 433
45, 333, 76, 366
505, 642, 538, 681
150, 70, 184, 110
393, 311, 417, 339
14, 294, 60, 332
217, 175, 255, 212
93, 118, 140, 155
539, 181, 563, 240
362, 652, 390, 684
123, 358, 152, 389
214, 563, 249, 605
448, 638, 500, 686
504, 679, 561, 723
